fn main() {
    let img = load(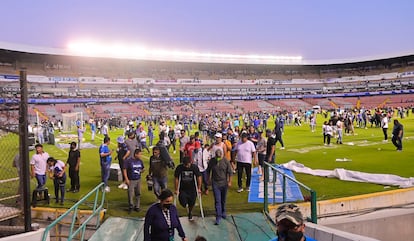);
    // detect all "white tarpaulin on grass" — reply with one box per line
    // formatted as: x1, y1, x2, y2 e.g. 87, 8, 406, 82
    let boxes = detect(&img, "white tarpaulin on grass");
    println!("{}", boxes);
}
281, 160, 414, 188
